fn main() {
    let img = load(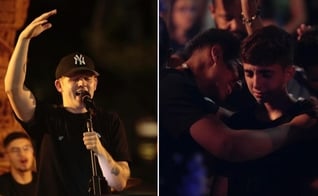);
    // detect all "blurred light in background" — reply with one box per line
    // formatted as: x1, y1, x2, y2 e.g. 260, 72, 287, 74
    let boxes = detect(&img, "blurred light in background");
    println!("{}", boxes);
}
135, 118, 157, 161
